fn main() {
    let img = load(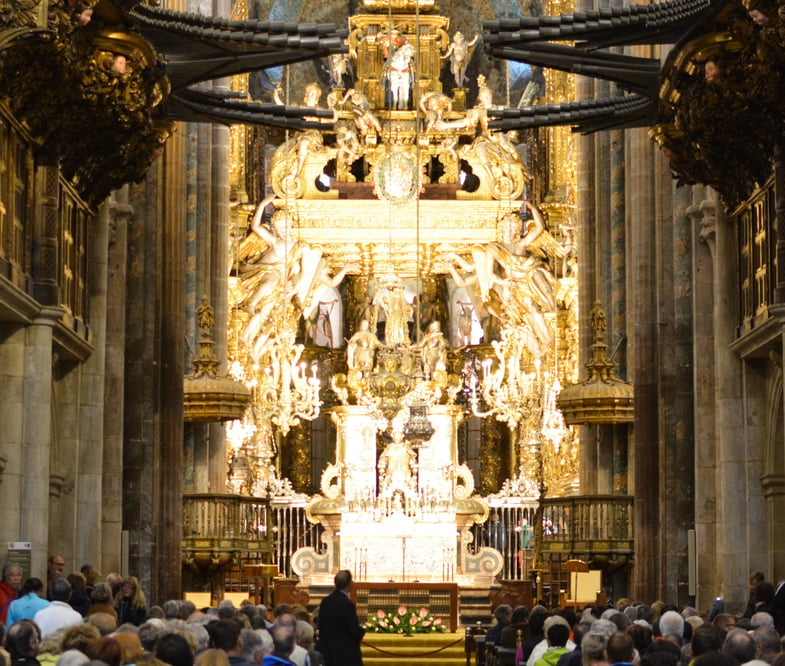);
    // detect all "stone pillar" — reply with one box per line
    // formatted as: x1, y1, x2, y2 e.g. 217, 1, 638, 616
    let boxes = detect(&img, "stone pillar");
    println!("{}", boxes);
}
713, 202, 747, 607
102, 187, 131, 575
629, 123, 659, 602
157, 132, 186, 603
662, 176, 695, 605
690, 190, 718, 609
73, 204, 110, 570
575, 73, 598, 495
0, 326, 27, 558
209, 112, 230, 493
23, 306, 62, 578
